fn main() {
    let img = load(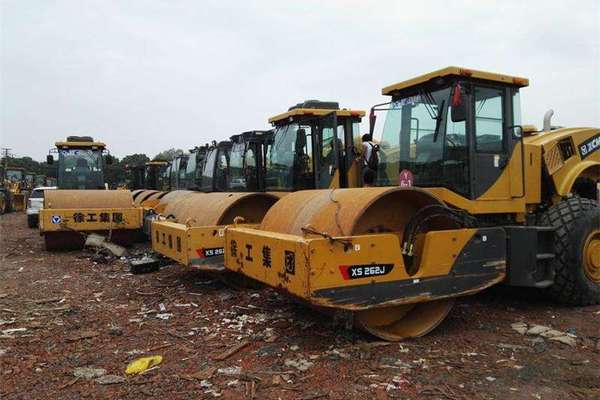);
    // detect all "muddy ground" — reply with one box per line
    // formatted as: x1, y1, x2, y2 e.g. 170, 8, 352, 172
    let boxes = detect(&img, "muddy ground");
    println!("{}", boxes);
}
0, 212, 599, 400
